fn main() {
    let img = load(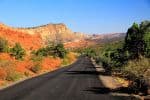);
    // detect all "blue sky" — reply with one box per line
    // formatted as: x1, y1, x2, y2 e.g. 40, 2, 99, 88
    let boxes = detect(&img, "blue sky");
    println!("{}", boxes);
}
0, 0, 150, 34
